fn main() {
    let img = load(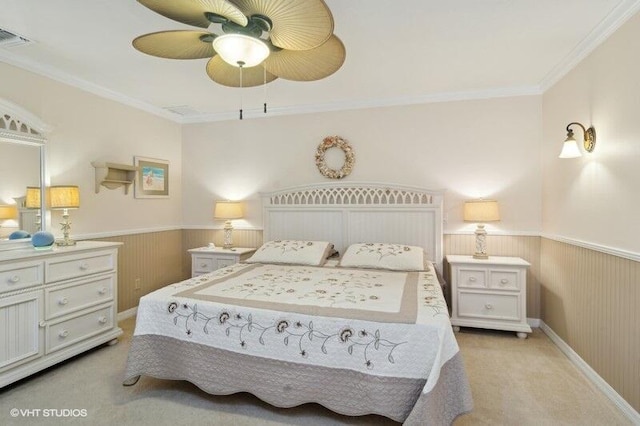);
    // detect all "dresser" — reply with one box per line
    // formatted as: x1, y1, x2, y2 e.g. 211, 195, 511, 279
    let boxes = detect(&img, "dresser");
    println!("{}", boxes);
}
0, 241, 123, 387
188, 246, 256, 277
447, 255, 531, 338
